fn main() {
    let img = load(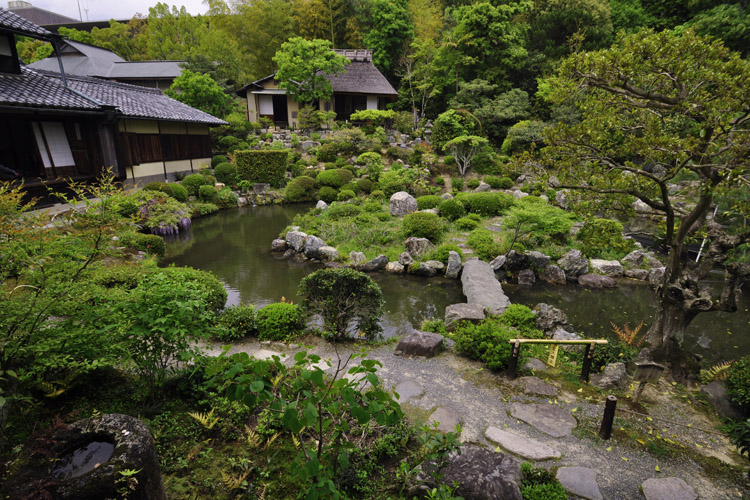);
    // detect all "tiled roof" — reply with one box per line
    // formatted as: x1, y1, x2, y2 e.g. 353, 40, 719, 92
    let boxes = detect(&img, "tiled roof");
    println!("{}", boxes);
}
1, 68, 226, 125
6, 5, 78, 26
107, 61, 184, 79
0, 7, 54, 38
29, 40, 126, 77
